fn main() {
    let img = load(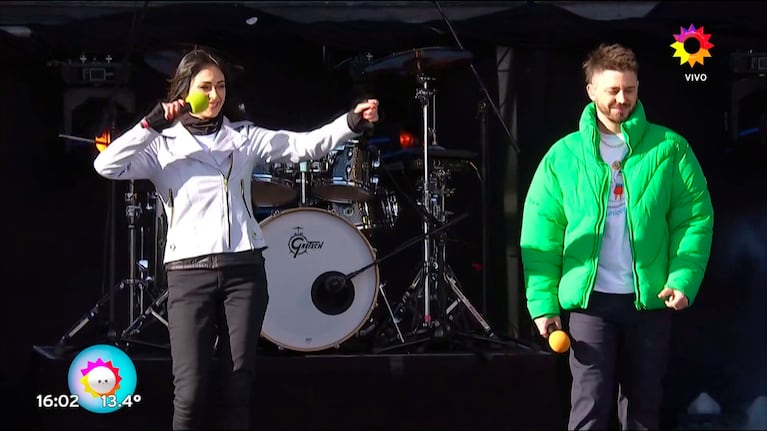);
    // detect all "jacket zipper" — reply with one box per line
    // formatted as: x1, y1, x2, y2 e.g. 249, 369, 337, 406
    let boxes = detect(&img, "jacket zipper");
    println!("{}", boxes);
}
623, 184, 645, 309
223, 154, 234, 249
168, 188, 175, 228
620, 131, 641, 309
622, 179, 642, 309
586, 164, 610, 306
241, 179, 253, 219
